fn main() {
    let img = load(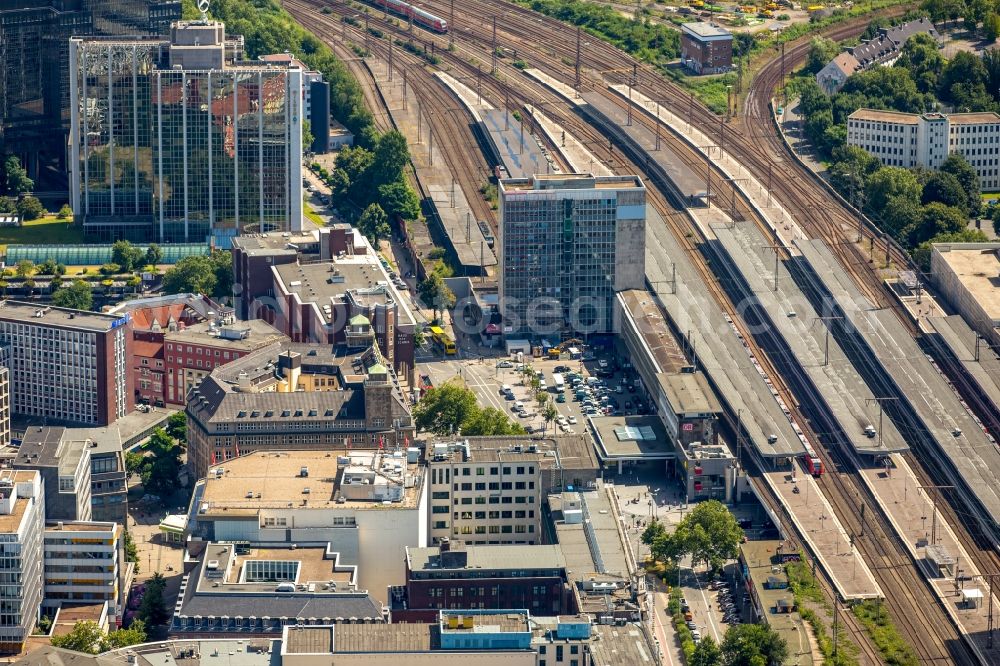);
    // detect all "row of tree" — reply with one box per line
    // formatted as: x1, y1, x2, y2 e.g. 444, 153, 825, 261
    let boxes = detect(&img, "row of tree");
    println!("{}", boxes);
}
684, 625, 788, 666
413, 379, 526, 436
161, 250, 234, 299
